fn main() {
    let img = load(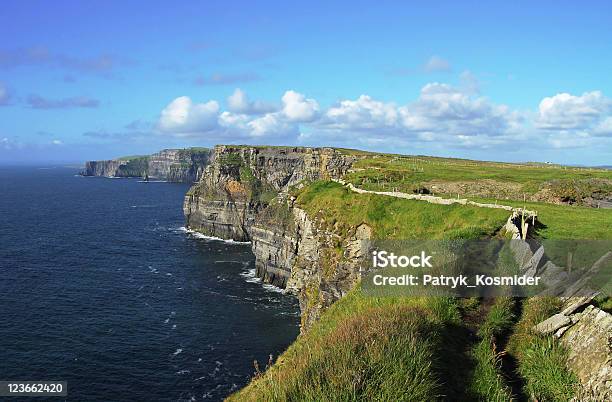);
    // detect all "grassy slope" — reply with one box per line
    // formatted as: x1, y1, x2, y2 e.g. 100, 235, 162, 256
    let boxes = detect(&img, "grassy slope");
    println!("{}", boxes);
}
231, 181, 517, 401
230, 291, 471, 401
467, 297, 516, 401
230, 152, 610, 401
345, 155, 612, 195
471, 197, 612, 239
294, 181, 510, 240
507, 298, 578, 401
